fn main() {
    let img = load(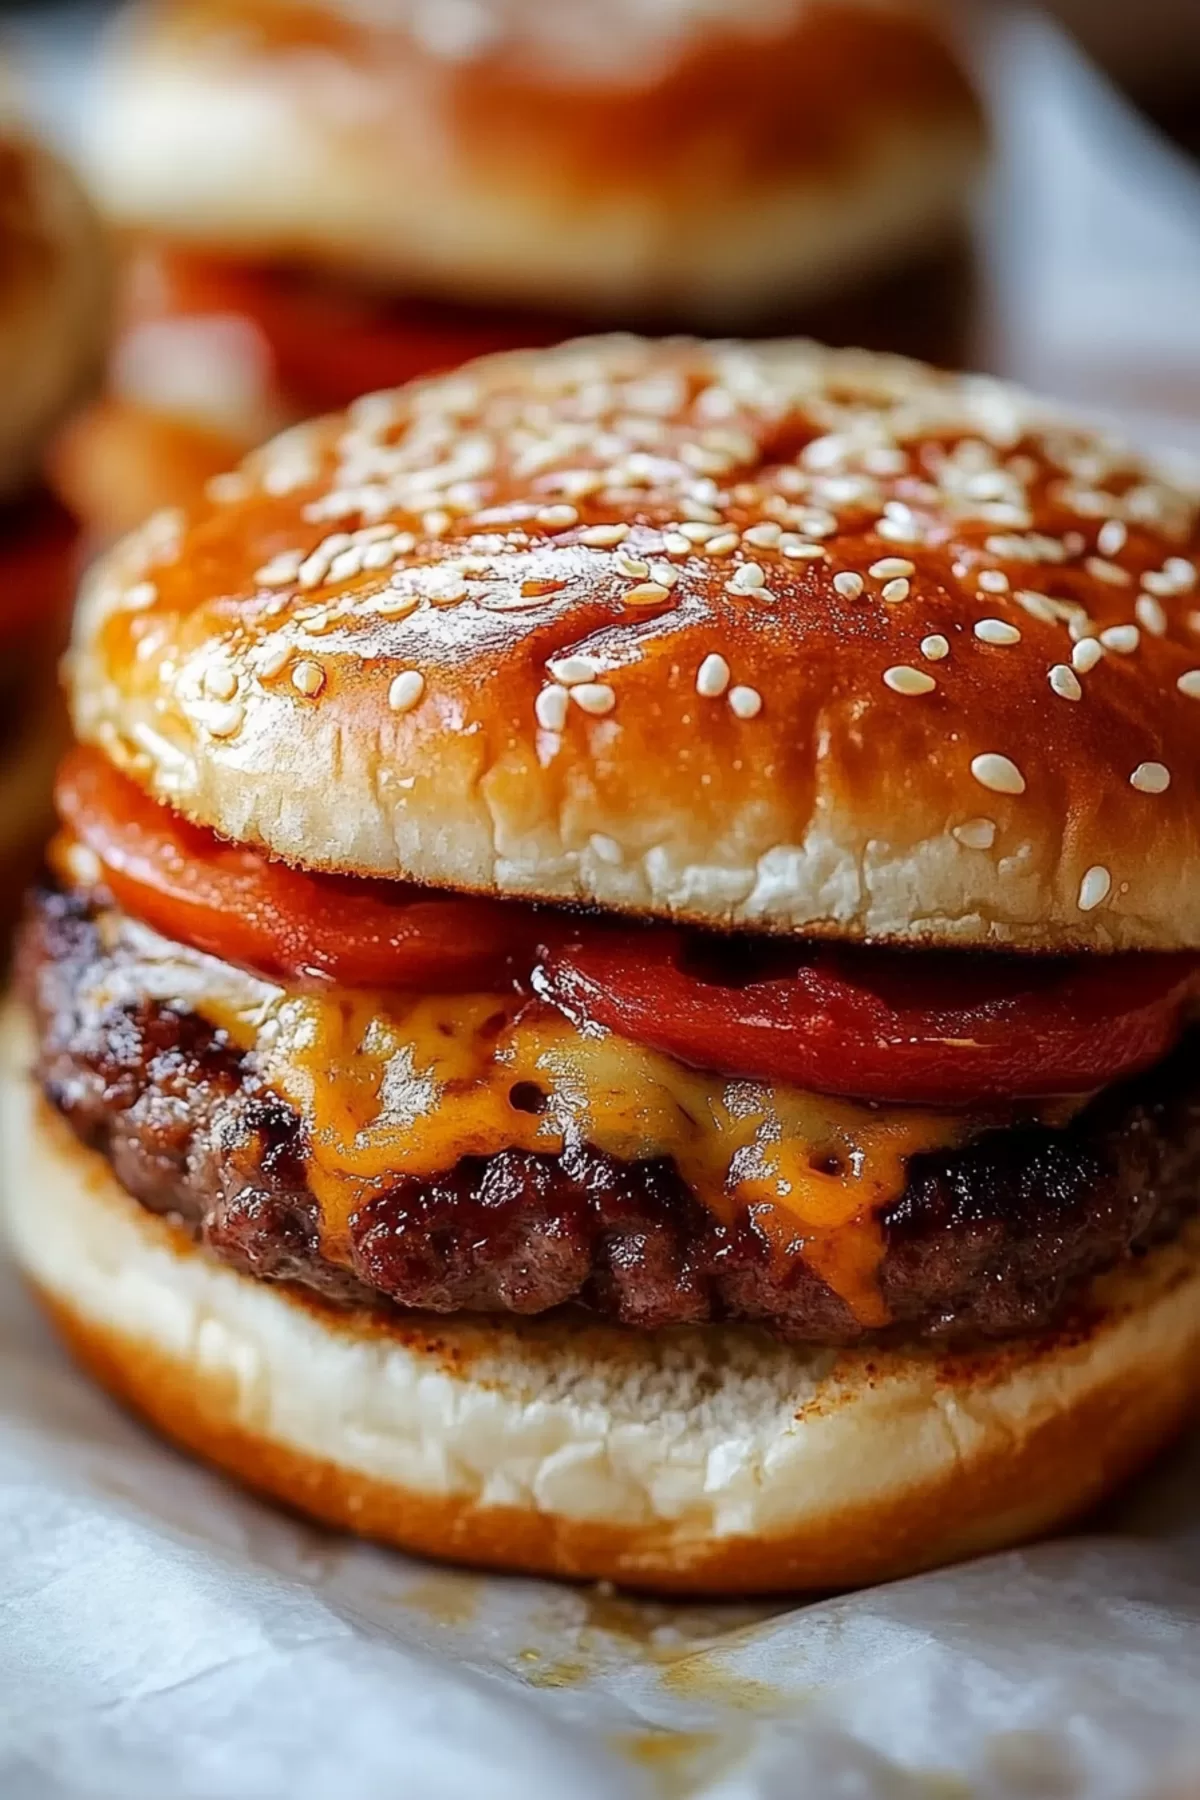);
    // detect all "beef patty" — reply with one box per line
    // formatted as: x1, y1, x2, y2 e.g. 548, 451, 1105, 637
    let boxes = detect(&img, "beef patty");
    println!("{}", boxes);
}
19, 886, 1200, 1346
